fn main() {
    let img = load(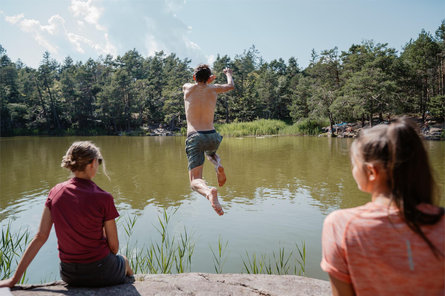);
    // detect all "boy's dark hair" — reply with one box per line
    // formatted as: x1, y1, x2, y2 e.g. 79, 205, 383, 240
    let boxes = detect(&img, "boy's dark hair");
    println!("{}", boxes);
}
194, 64, 211, 83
